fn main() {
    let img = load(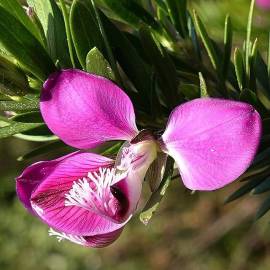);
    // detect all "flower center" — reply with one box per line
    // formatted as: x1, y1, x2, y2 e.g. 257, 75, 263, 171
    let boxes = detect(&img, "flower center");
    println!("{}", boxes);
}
64, 168, 127, 219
